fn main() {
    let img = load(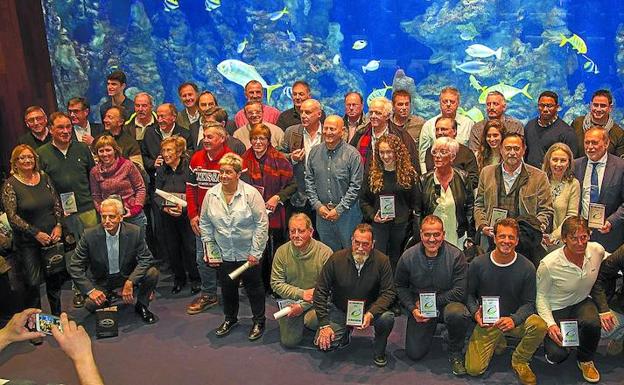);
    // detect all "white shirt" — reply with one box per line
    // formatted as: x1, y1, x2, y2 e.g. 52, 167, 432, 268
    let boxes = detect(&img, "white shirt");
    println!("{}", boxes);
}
432, 173, 460, 248
303, 123, 323, 158
187, 108, 200, 125
581, 152, 608, 218
502, 163, 523, 194
536, 242, 606, 327
419, 114, 474, 173
73, 121, 91, 142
